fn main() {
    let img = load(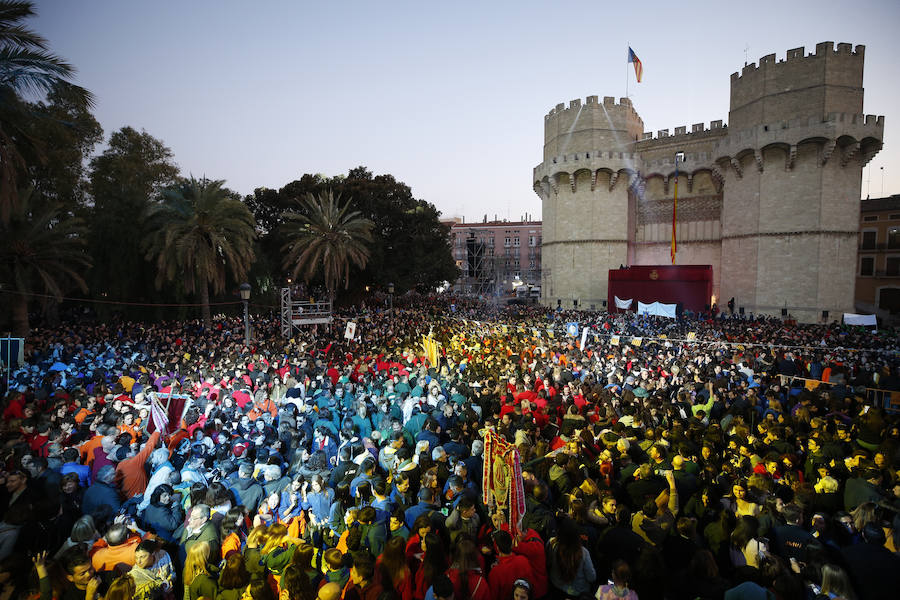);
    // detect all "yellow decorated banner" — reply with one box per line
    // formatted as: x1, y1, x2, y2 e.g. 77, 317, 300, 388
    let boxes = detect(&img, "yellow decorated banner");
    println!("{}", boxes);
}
610, 336, 620, 346
422, 335, 441, 367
